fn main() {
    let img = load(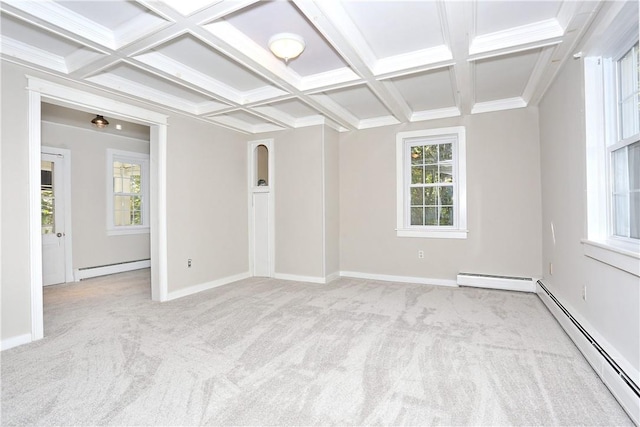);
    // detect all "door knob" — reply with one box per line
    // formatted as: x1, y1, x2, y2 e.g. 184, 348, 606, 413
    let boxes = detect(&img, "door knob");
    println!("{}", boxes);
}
56, 232, 63, 237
